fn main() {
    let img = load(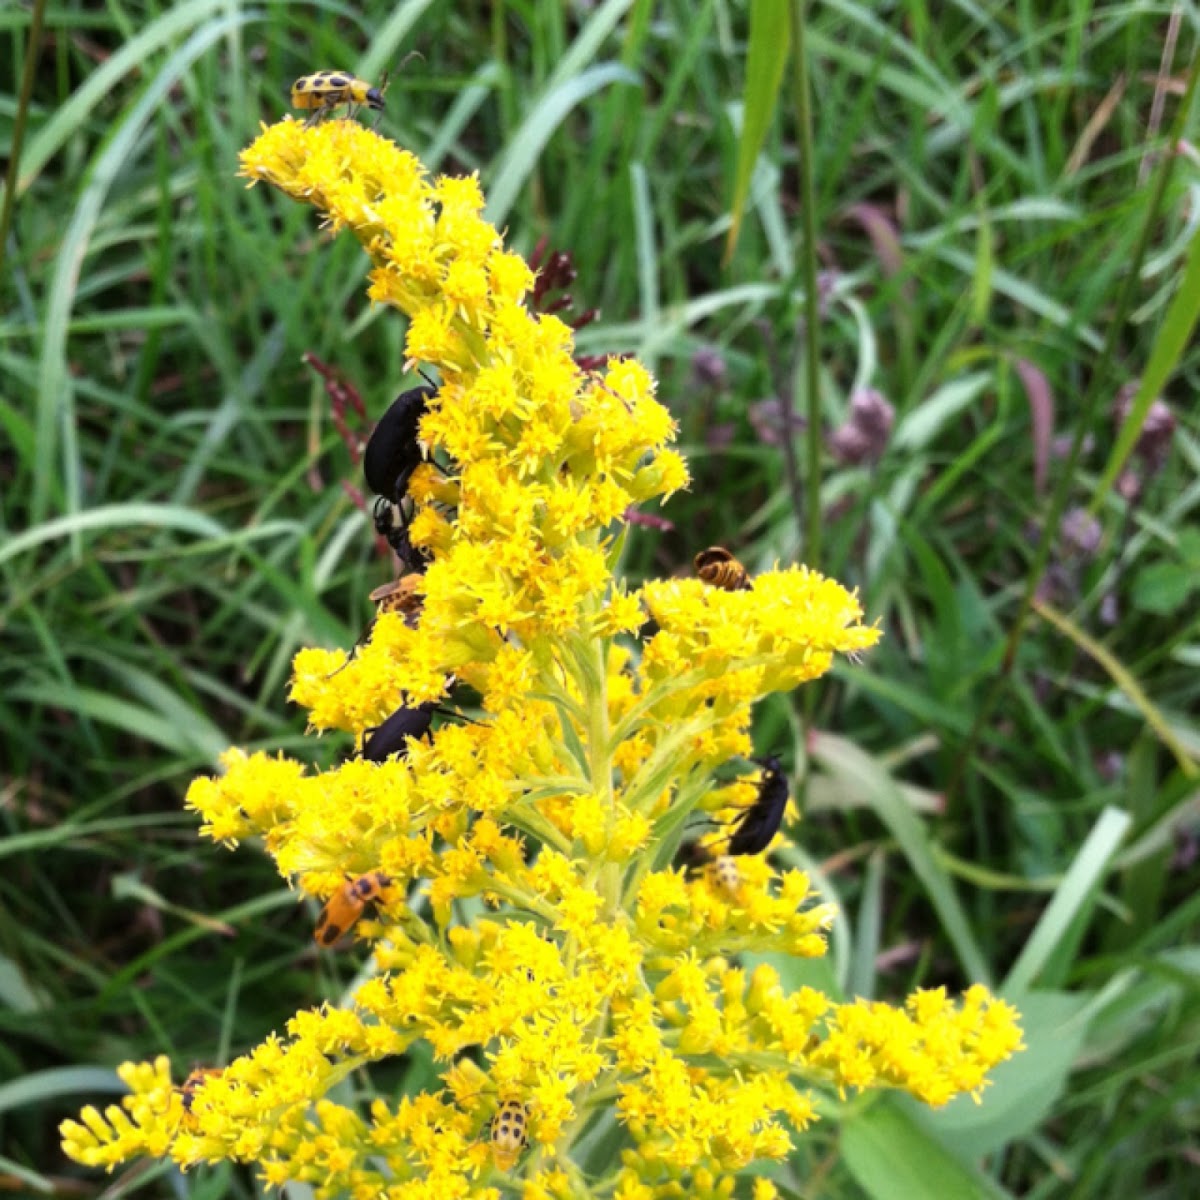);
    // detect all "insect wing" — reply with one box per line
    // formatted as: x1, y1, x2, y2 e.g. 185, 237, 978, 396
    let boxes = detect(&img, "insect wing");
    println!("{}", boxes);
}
314, 886, 363, 946
370, 574, 425, 624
